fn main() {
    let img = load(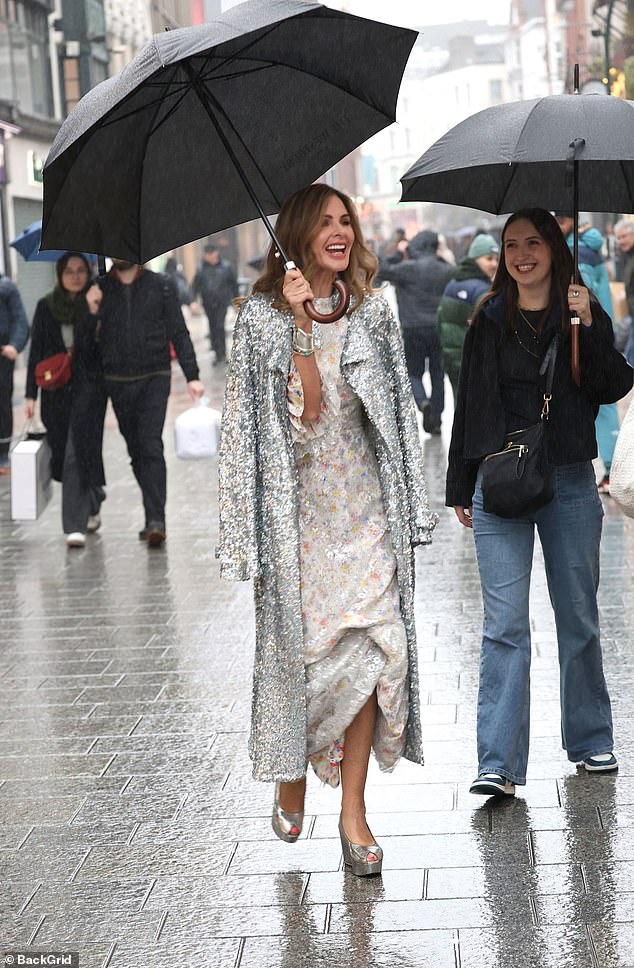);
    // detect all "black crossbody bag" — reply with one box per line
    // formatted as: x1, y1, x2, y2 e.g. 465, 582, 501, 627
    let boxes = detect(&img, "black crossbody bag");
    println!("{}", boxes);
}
481, 334, 559, 518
